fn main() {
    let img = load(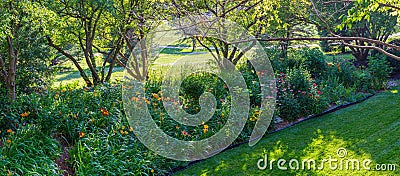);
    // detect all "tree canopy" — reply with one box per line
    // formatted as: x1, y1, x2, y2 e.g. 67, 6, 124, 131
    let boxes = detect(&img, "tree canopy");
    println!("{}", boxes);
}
1, 0, 400, 102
